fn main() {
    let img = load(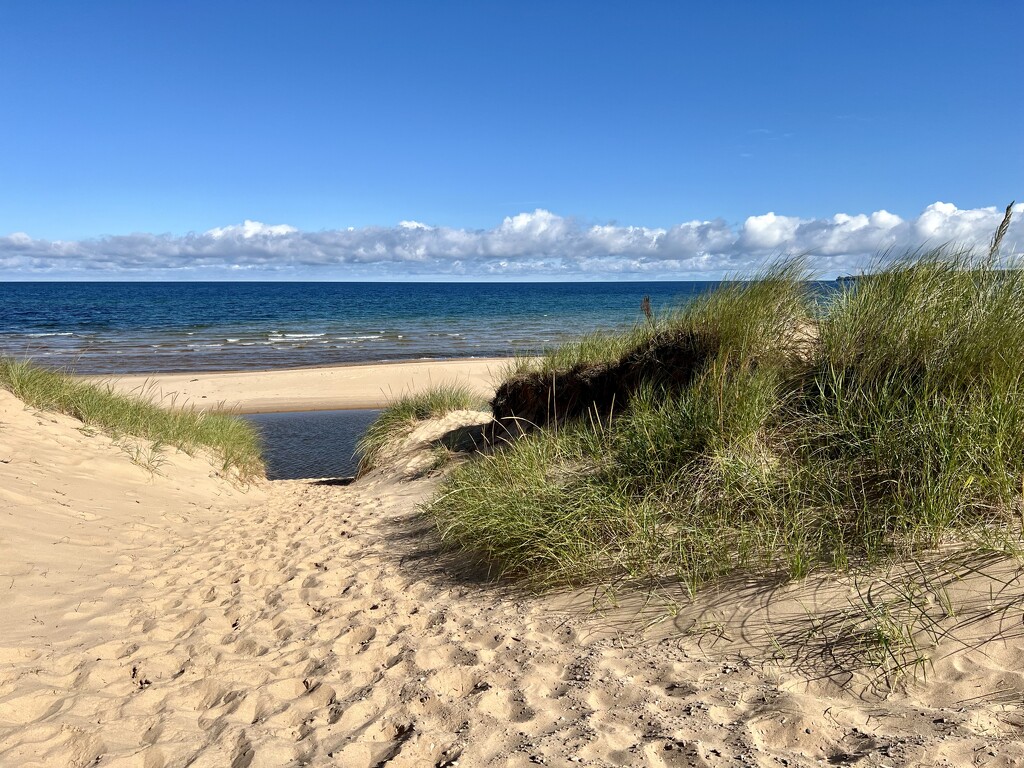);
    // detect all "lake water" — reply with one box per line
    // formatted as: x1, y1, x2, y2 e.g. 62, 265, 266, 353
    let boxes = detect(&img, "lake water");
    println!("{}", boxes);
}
243, 409, 381, 480
0, 281, 720, 373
